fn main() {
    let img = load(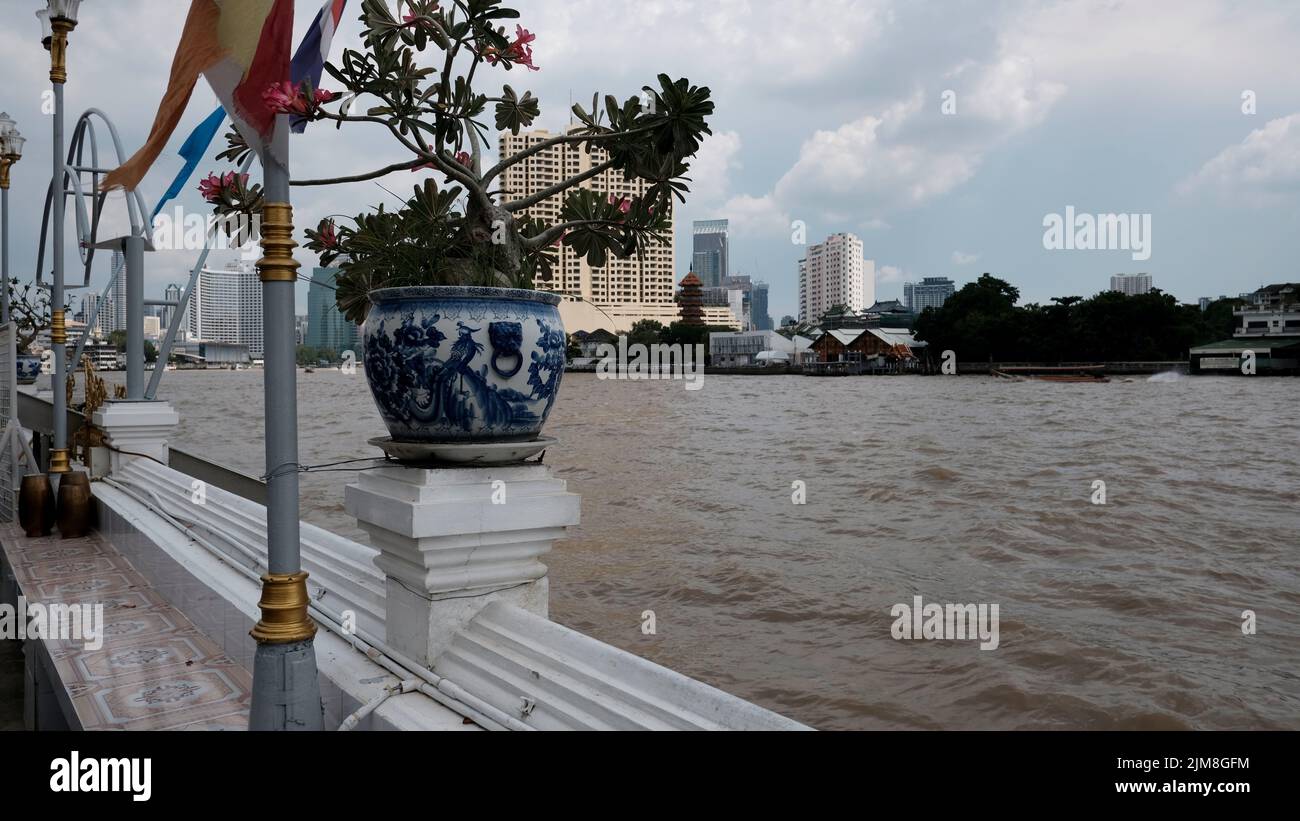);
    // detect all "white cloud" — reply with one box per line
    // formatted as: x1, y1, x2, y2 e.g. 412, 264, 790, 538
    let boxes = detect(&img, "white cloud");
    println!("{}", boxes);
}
719, 193, 789, 239
746, 51, 1064, 228
1178, 113, 1300, 205
687, 130, 743, 205
952, 251, 979, 265
877, 265, 908, 284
